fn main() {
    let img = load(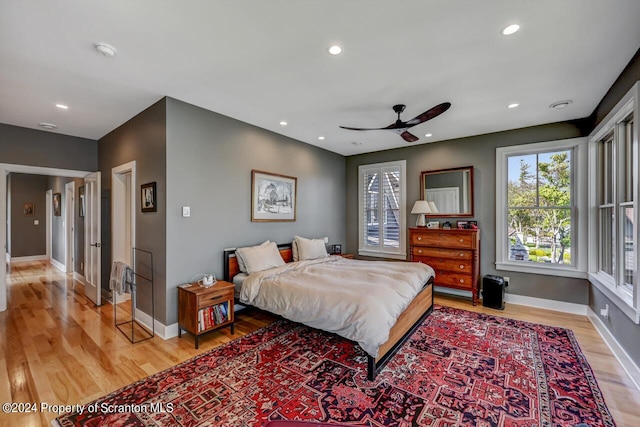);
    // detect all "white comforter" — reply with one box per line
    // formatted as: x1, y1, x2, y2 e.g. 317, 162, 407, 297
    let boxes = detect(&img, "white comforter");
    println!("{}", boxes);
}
239, 256, 434, 358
